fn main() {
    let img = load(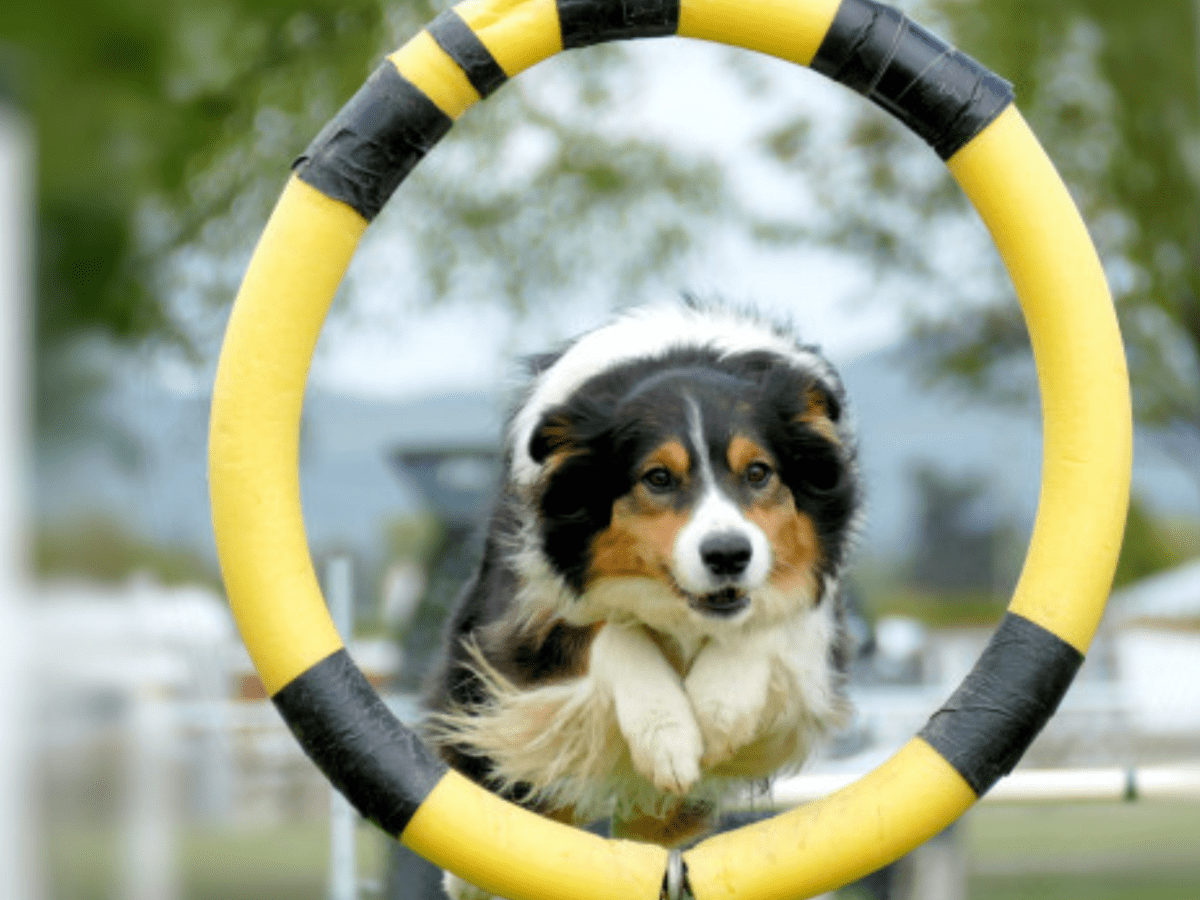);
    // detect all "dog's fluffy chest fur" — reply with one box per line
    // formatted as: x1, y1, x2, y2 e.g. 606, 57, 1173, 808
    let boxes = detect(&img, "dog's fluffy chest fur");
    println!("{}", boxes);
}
431, 596, 845, 825
424, 304, 861, 839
